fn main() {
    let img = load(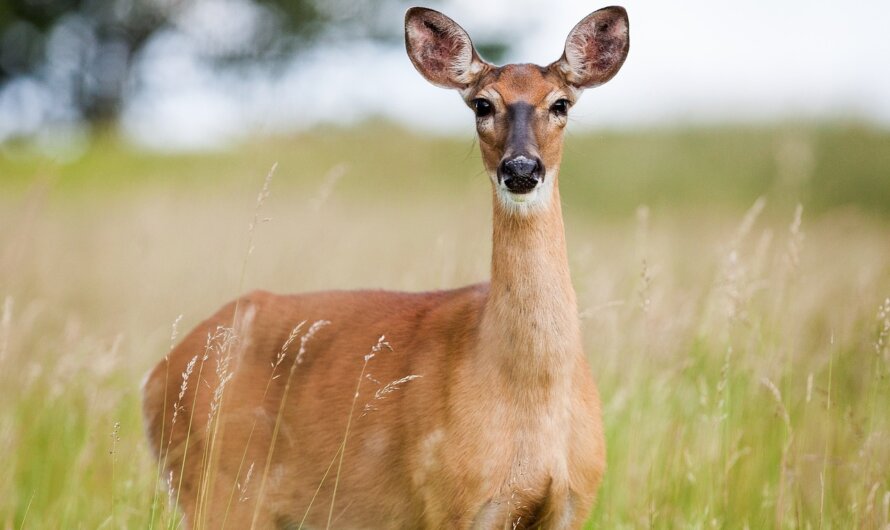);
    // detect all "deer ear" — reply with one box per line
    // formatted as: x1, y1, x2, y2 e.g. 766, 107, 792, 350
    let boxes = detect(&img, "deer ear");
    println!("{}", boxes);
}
405, 7, 489, 90
553, 6, 629, 89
